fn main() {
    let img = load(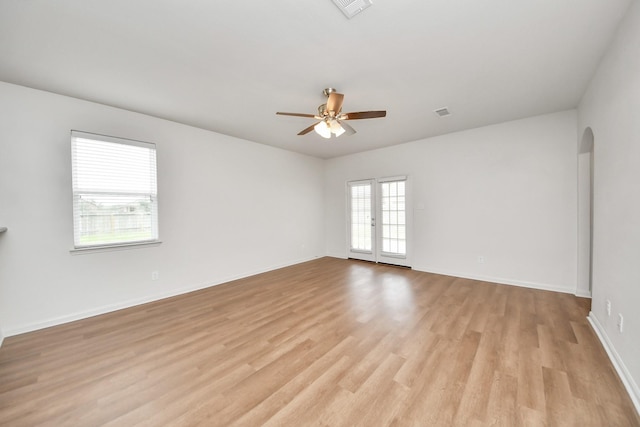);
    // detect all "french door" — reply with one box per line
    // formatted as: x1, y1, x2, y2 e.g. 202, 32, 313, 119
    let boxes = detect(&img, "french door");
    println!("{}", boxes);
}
347, 177, 410, 267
